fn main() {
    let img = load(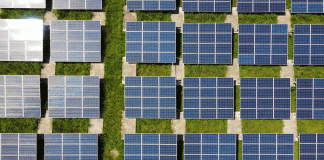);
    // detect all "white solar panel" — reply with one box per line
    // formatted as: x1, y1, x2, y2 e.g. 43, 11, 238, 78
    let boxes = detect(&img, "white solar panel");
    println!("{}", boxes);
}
0, 0, 46, 8
0, 134, 37, 160
53, 0, 102, 9
0, 19, 43, 62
